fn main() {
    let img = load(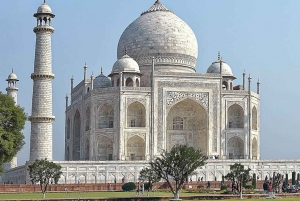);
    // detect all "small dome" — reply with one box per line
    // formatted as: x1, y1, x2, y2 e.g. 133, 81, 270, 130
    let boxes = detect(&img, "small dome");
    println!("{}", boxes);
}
37, 2, 52, 13
7, 70, 18, 80
207, 59, 233, 76
93, 73, 111, 89
111, 54, 140, 74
